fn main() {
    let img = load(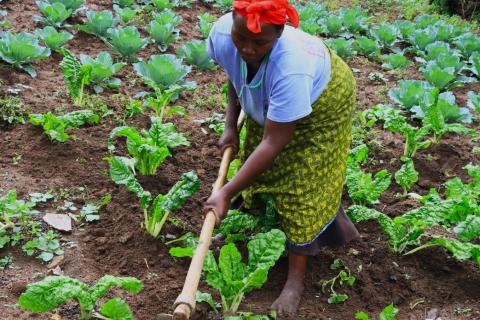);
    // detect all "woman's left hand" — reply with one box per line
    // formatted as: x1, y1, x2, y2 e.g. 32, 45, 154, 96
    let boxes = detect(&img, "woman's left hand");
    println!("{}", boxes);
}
204, 188, 231, 227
